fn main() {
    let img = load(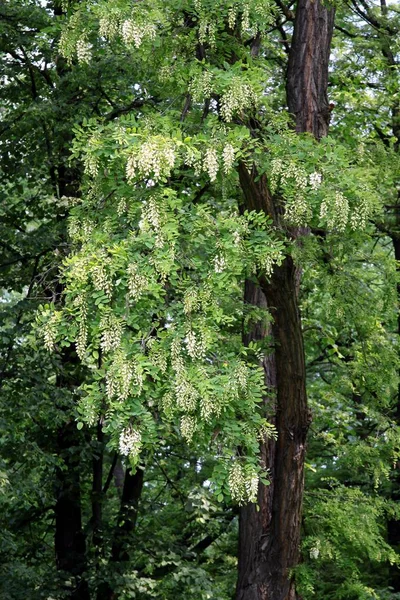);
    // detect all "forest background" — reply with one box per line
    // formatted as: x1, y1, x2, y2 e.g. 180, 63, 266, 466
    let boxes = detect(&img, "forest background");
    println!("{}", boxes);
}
1, 1, 400, 599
